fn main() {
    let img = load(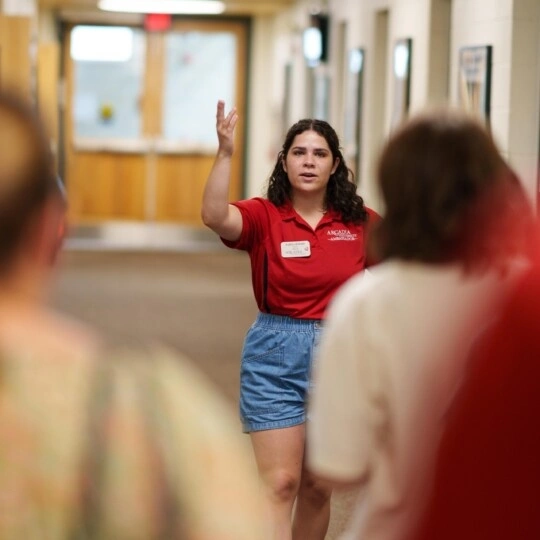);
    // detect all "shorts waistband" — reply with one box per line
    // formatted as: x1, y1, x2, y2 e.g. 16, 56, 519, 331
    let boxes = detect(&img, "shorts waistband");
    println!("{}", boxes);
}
254, 312, 323, 330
